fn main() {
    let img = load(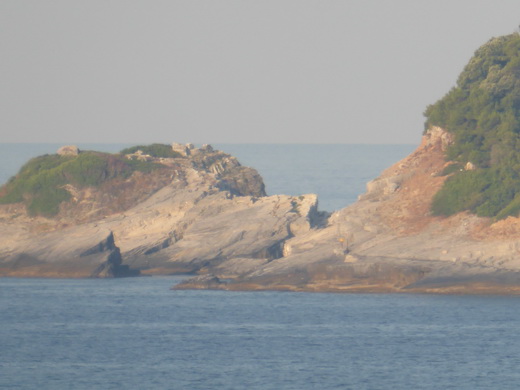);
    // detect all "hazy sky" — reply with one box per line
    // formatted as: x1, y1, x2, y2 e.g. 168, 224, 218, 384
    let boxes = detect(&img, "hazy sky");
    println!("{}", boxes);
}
1, 1, 520, 144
